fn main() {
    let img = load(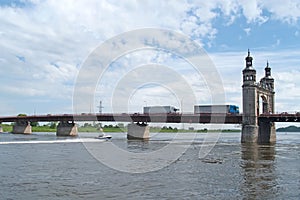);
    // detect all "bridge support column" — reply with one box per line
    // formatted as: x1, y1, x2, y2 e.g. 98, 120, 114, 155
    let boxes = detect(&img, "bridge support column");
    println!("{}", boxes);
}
127, 123, 150, 140
241, 125, 258, 143
13, 121, 32, 134
258, 120, 276, 143
0, 125, 3, 133
56, 121, 78, 137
